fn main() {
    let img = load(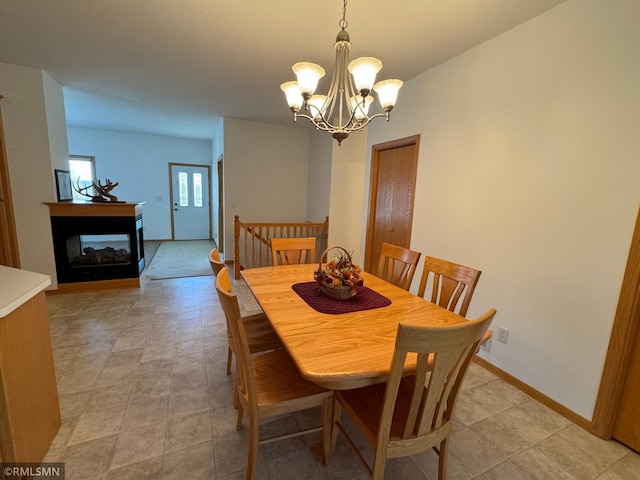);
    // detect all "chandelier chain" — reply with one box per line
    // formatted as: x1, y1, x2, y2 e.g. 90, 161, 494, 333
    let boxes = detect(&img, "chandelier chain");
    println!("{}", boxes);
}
339, 0, 348, 30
